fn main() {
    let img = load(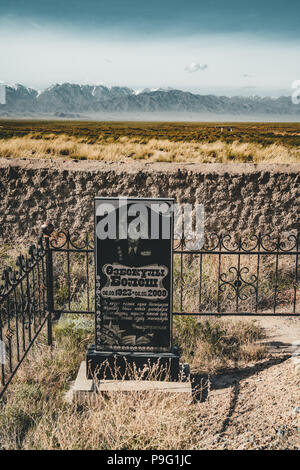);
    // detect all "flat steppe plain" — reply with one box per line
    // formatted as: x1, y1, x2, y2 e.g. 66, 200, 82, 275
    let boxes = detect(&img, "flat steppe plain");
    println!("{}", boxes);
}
0, 120, 300, 164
